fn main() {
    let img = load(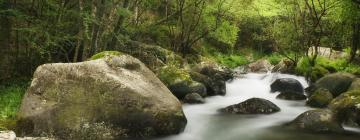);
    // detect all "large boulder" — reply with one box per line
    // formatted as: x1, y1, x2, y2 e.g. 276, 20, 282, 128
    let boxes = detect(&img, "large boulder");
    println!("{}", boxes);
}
16, 55, 187, 139
276, 91, 307, 100
245, 59, 273, 73
329, 90, 360, 126
306, 88, 333, 108
308, 73, 356, 97
219, 98, 280, 114
190, 71, 226, 96
272, 59, 295, 74
270, 78, 304, 94
287, 109, 344, 133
